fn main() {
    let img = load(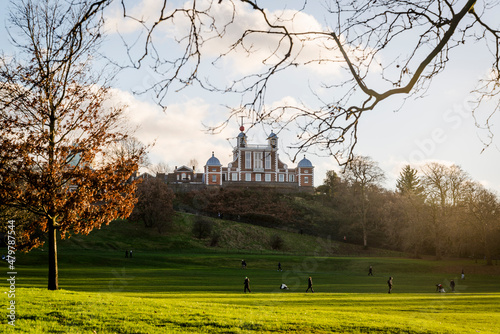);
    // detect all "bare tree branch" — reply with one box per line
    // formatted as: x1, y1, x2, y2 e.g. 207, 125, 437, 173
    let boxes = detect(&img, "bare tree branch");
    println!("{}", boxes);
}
77, 0, 500, 162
